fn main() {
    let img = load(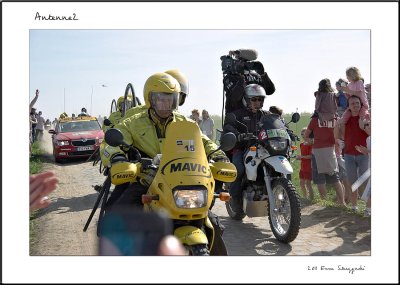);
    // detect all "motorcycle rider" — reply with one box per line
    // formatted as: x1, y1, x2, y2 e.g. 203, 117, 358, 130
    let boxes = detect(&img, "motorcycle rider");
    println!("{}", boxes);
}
223, 83, 271, 214
78, 107, 89, 117
123, 69, 189, 119
100, 70, 189, 171
101, 72, 229, 254
102, 95, 133, 131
